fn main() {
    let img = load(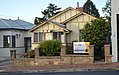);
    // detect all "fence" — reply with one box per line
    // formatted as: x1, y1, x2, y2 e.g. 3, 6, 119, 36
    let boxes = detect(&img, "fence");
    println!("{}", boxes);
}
11, 44, 95, 67
10, 44, 112, 67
